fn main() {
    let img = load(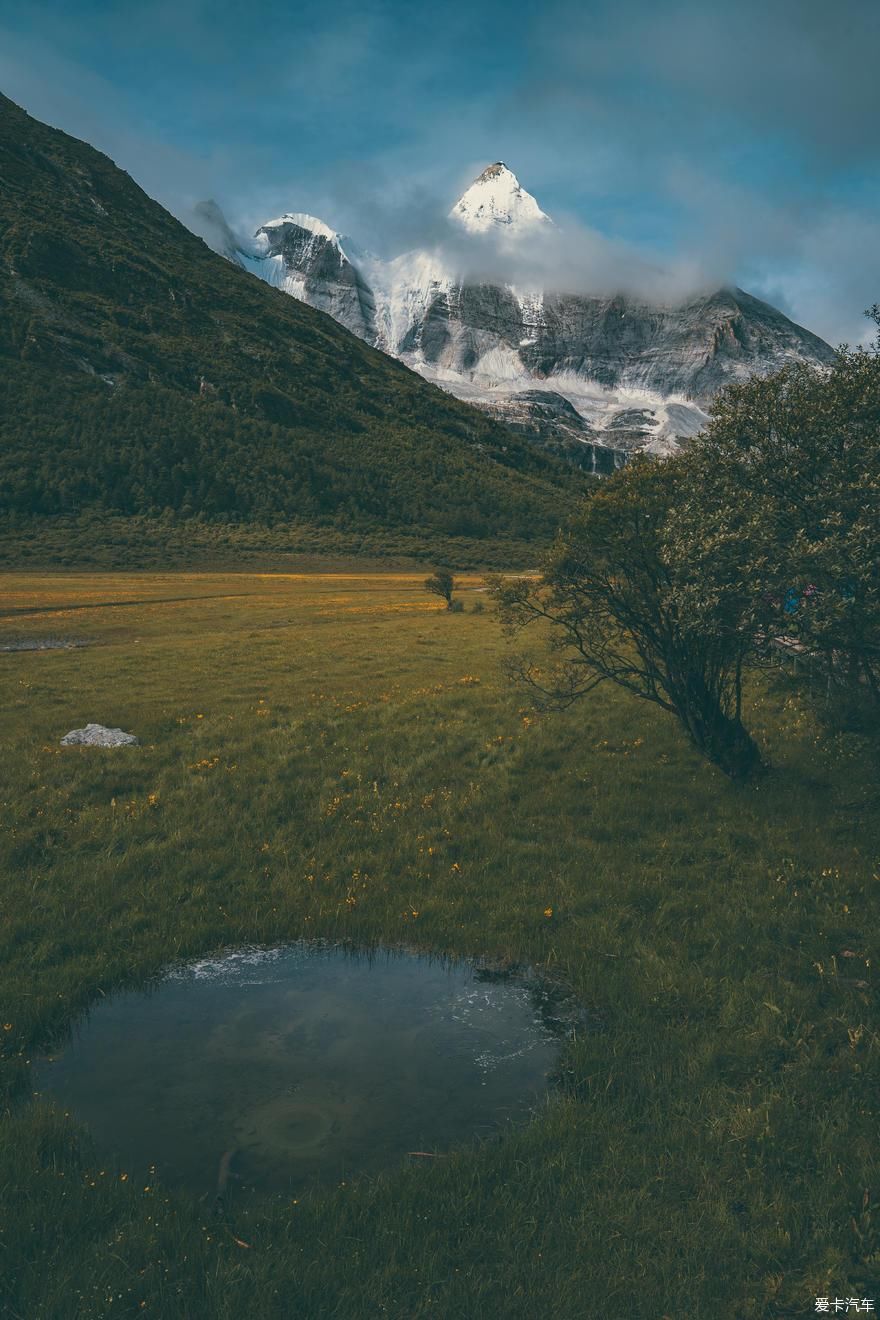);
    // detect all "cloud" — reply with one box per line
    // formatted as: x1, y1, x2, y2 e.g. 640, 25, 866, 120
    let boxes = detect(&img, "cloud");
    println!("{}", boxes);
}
2, 0, 878, 344
424, 215, 721, 303
531, 0, 880, 167
490, 0, 880, 341
757, 210, 880, 348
